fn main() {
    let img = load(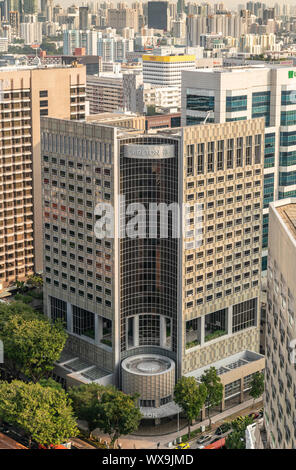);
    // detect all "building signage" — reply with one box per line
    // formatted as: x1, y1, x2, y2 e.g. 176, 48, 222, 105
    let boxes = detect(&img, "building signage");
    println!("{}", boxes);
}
288, 70, 296, 79
124, 144, 175, 159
